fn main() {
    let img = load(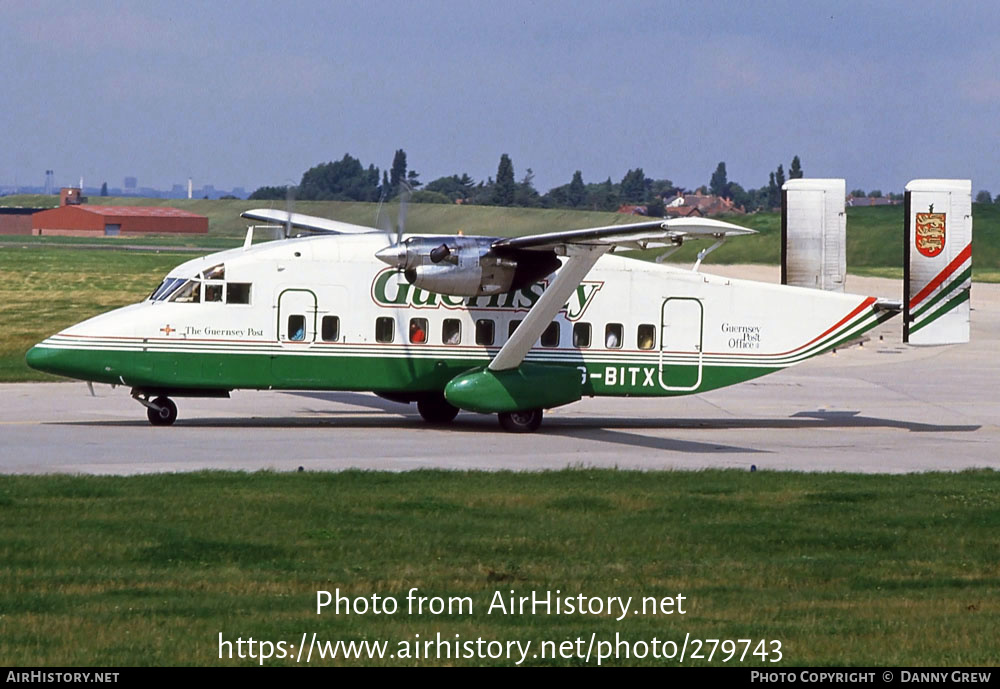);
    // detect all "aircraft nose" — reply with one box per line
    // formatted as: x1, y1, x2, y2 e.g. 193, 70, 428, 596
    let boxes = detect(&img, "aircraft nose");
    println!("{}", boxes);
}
25, 343, 113, 383
375, 244, 406, 268
26, 344, 62, 377
25, 344, 84, 379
